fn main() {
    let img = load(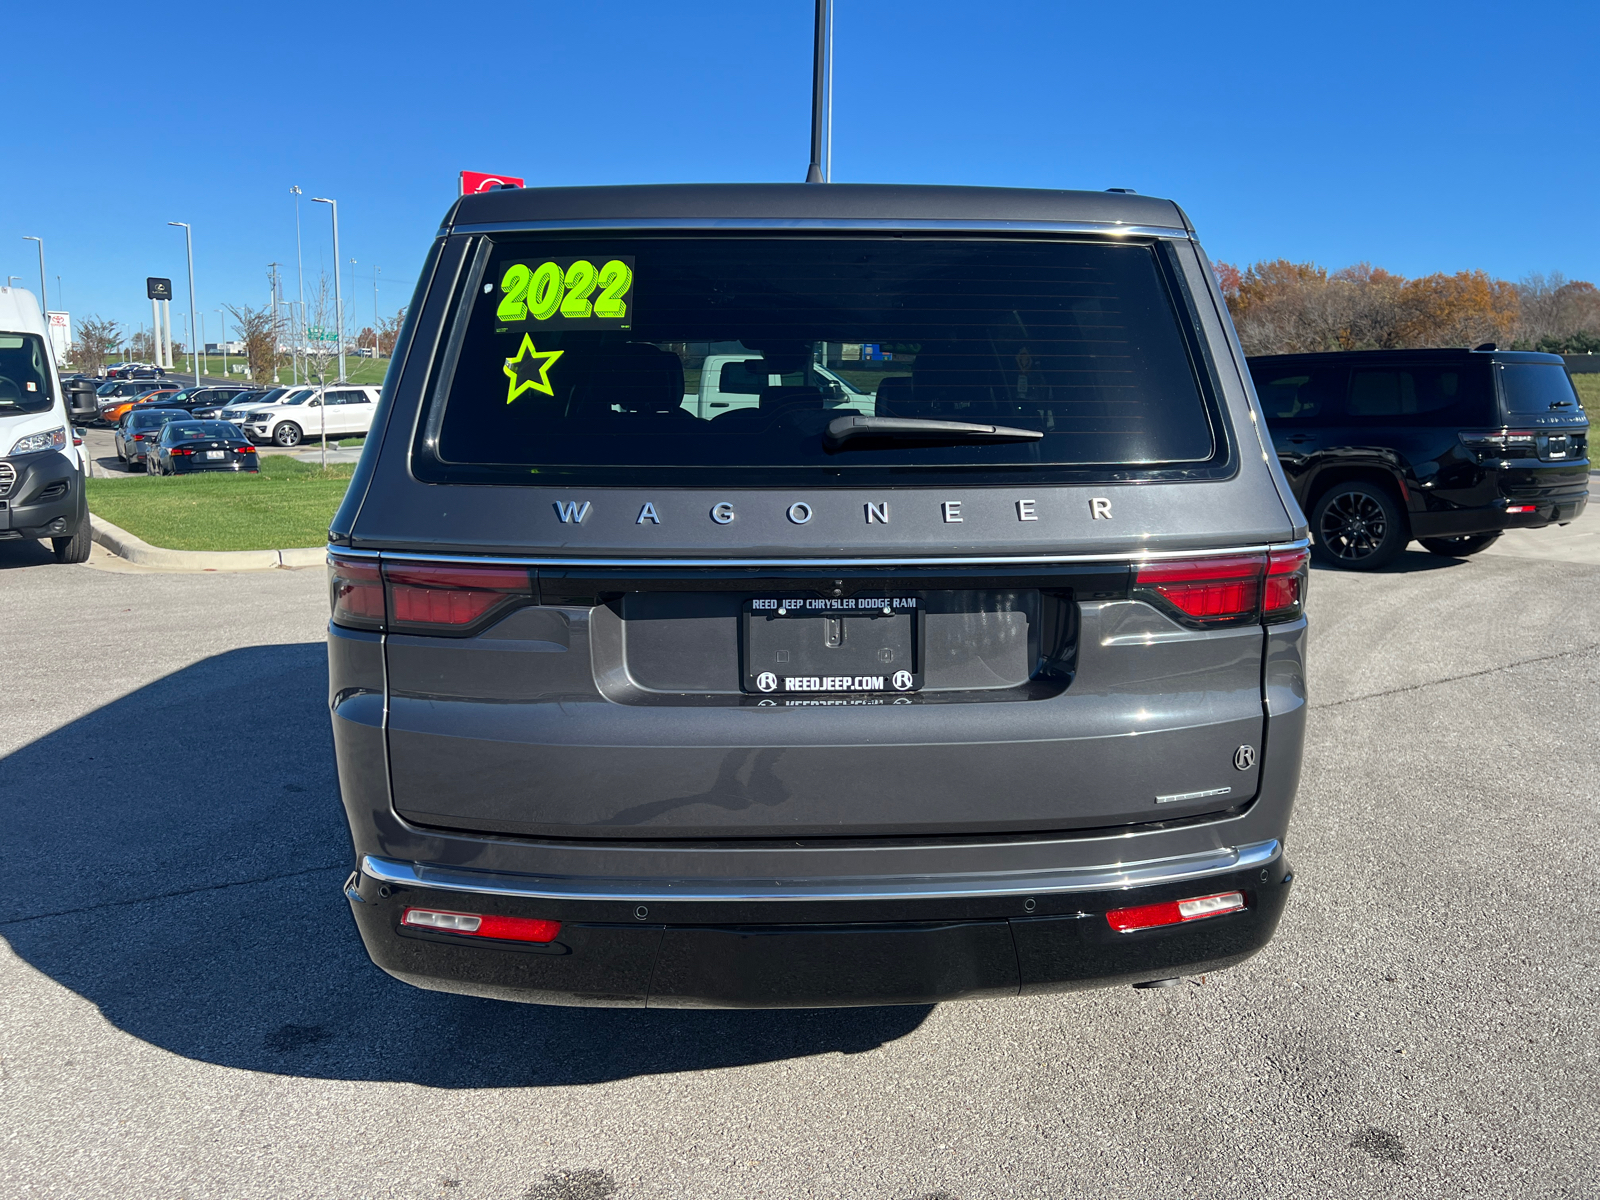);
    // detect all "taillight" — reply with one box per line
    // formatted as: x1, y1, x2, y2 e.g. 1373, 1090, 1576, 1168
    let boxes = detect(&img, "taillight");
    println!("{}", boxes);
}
1263, 546, 1310, 622
236, 444, 256, 453
384, 562, 533, 634
328, 553, 385, 630
1106, 890, 1246, 933
1459, 429, 1537, 461
1134, 554, 1263, 627
1135, 550, 1308, 628
401, 907, 561, 943
170, 447, 193, 456
132, 433, 146, 440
